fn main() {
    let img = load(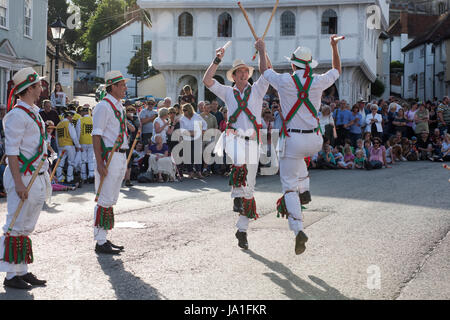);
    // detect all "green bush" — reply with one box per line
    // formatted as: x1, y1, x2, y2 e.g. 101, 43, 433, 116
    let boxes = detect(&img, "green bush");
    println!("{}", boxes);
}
371, 78, 385, 97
